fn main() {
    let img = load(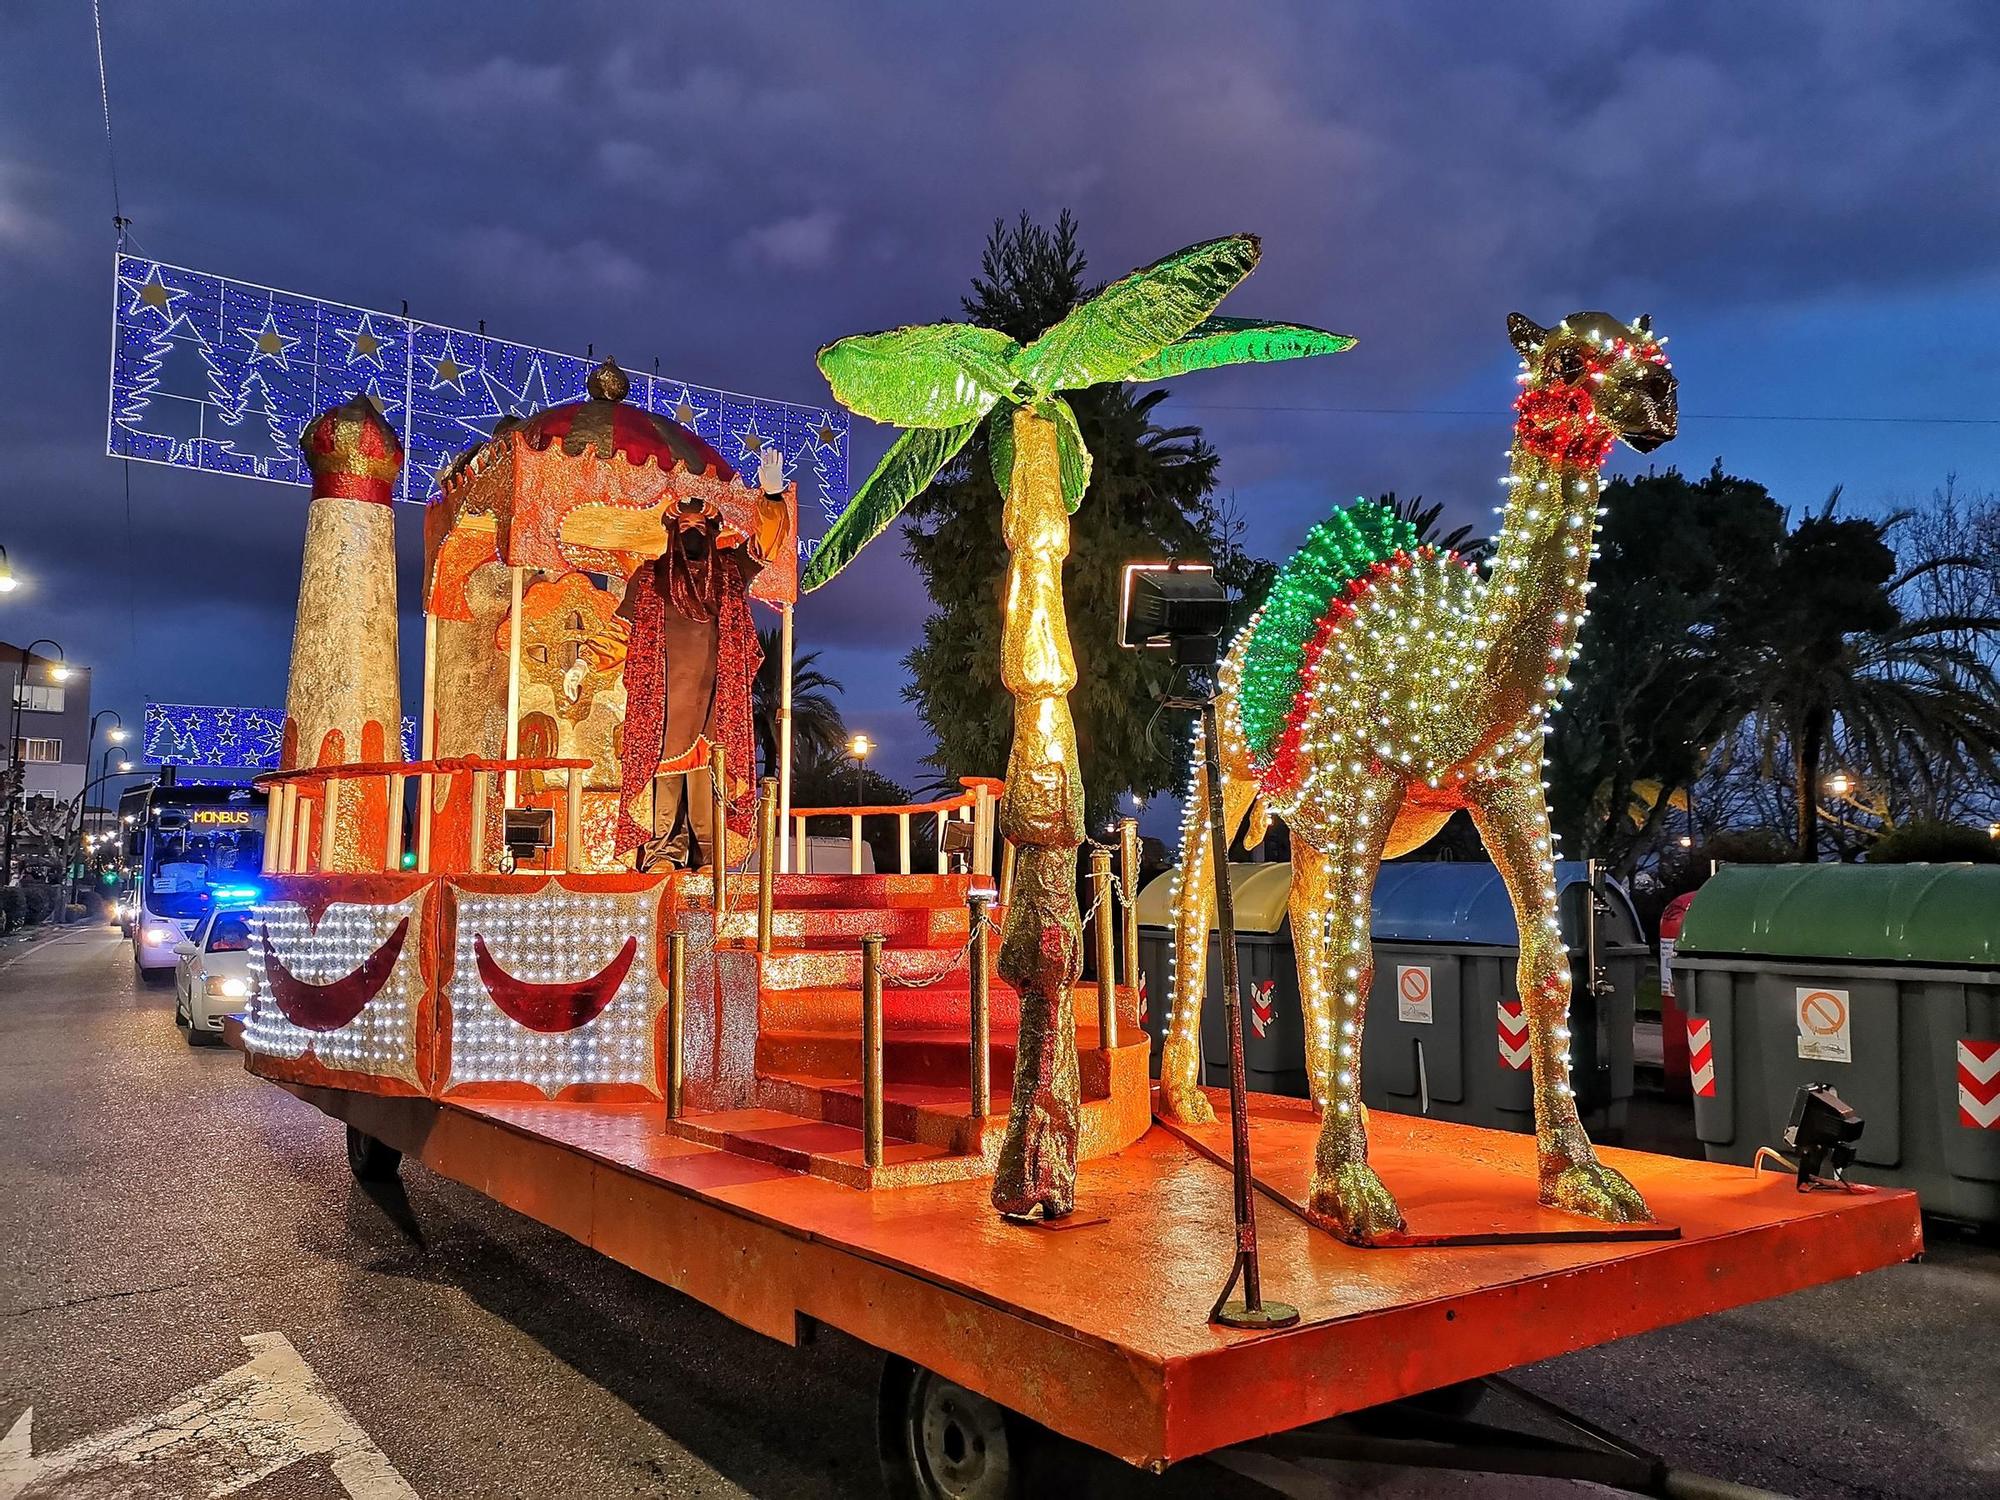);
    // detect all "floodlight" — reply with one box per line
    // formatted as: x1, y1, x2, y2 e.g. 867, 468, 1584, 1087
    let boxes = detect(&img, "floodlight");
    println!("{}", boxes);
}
1119, 562, 1228, 663
502, 807, 555, 870
1783, 1083, 1865, 1191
